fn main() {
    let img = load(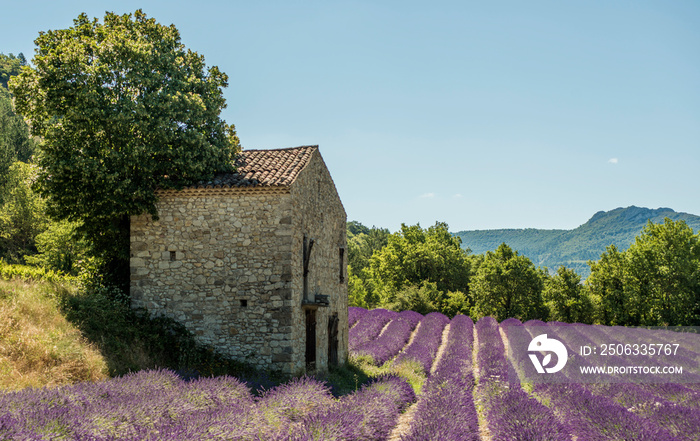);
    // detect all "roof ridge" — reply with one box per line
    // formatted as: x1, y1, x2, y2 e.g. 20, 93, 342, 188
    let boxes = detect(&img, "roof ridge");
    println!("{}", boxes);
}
240, 145, 318, 154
